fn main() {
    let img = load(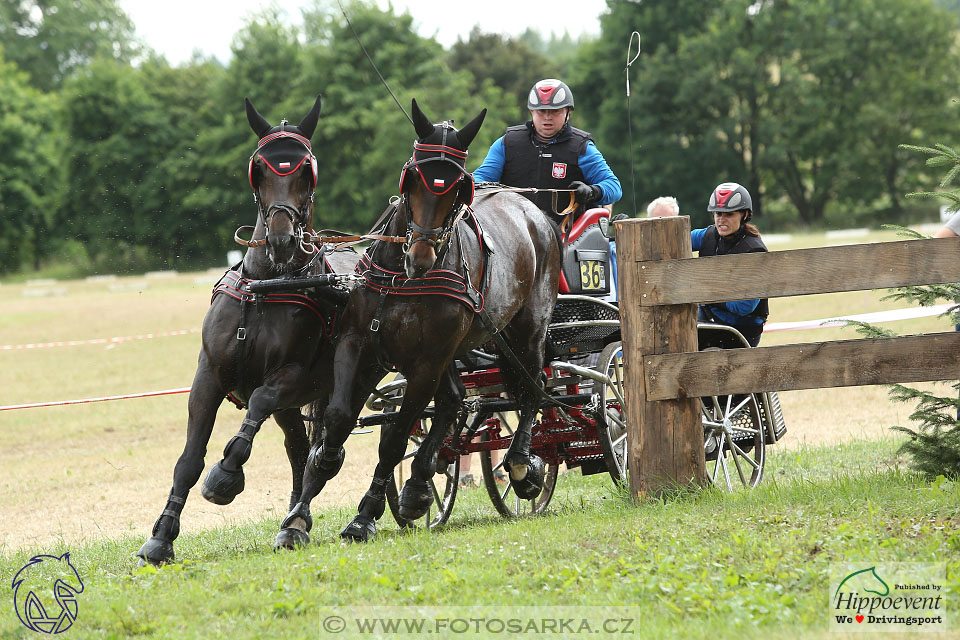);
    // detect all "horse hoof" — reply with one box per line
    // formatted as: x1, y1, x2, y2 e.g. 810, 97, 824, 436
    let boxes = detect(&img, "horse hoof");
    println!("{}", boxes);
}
508, 454, 545, 500
398, 479, 432, 520
136, 537, 175, 566
201, 461, 245, 505
340, 516, 376, 543
274, 527, 310, 550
